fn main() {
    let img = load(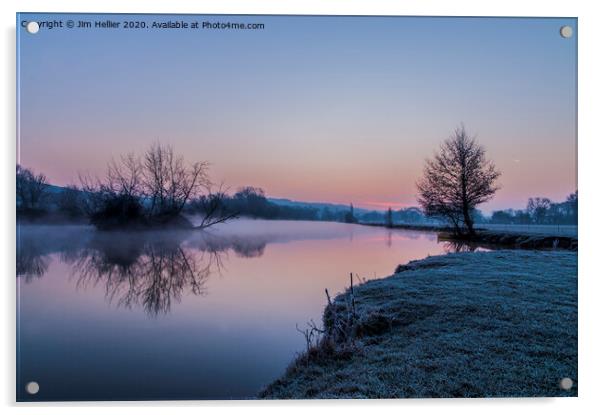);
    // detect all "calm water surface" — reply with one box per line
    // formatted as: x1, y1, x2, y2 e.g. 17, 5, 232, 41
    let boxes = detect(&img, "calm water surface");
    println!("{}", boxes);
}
17, 219, 455, 401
